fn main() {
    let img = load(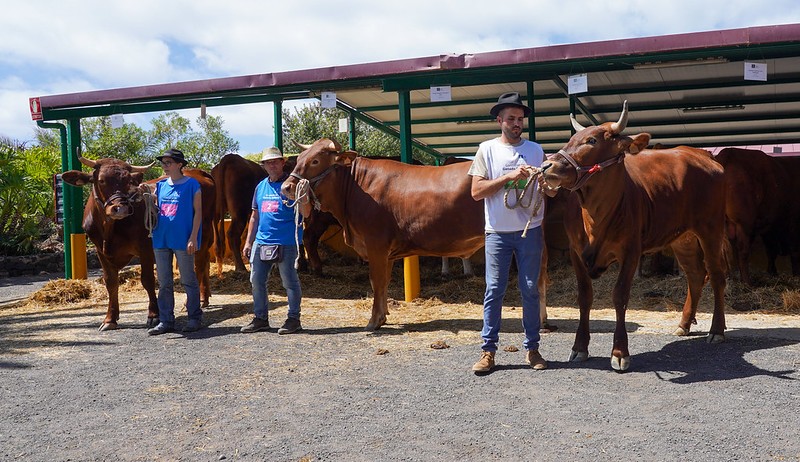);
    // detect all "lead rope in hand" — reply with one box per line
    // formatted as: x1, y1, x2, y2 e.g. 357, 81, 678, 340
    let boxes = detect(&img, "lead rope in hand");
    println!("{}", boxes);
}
283, 178, 313, 270
142, 190, 159, 238
504, 168, 545, 238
